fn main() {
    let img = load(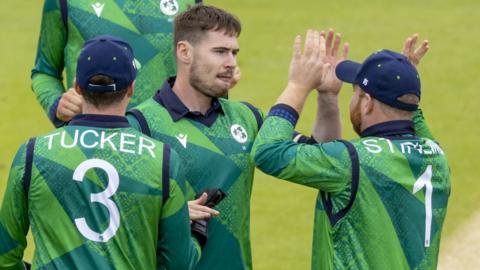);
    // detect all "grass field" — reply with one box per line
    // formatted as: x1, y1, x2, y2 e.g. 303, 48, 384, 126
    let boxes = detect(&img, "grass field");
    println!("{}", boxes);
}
1, 0, 479, 268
